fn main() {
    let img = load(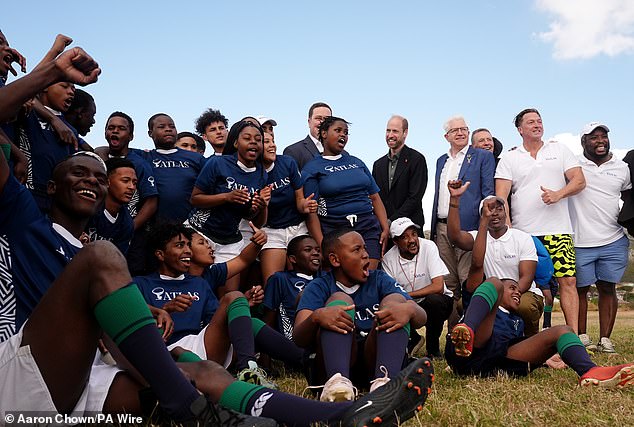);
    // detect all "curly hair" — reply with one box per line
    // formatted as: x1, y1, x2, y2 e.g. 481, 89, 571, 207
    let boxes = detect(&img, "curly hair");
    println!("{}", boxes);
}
195, 108, 228, 135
